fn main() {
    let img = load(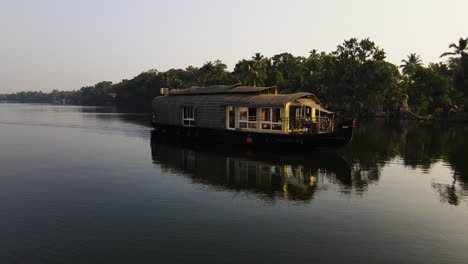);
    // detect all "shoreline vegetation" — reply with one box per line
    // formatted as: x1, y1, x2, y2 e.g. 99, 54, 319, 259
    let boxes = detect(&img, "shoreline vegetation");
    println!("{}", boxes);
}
1, 37, 467, 120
